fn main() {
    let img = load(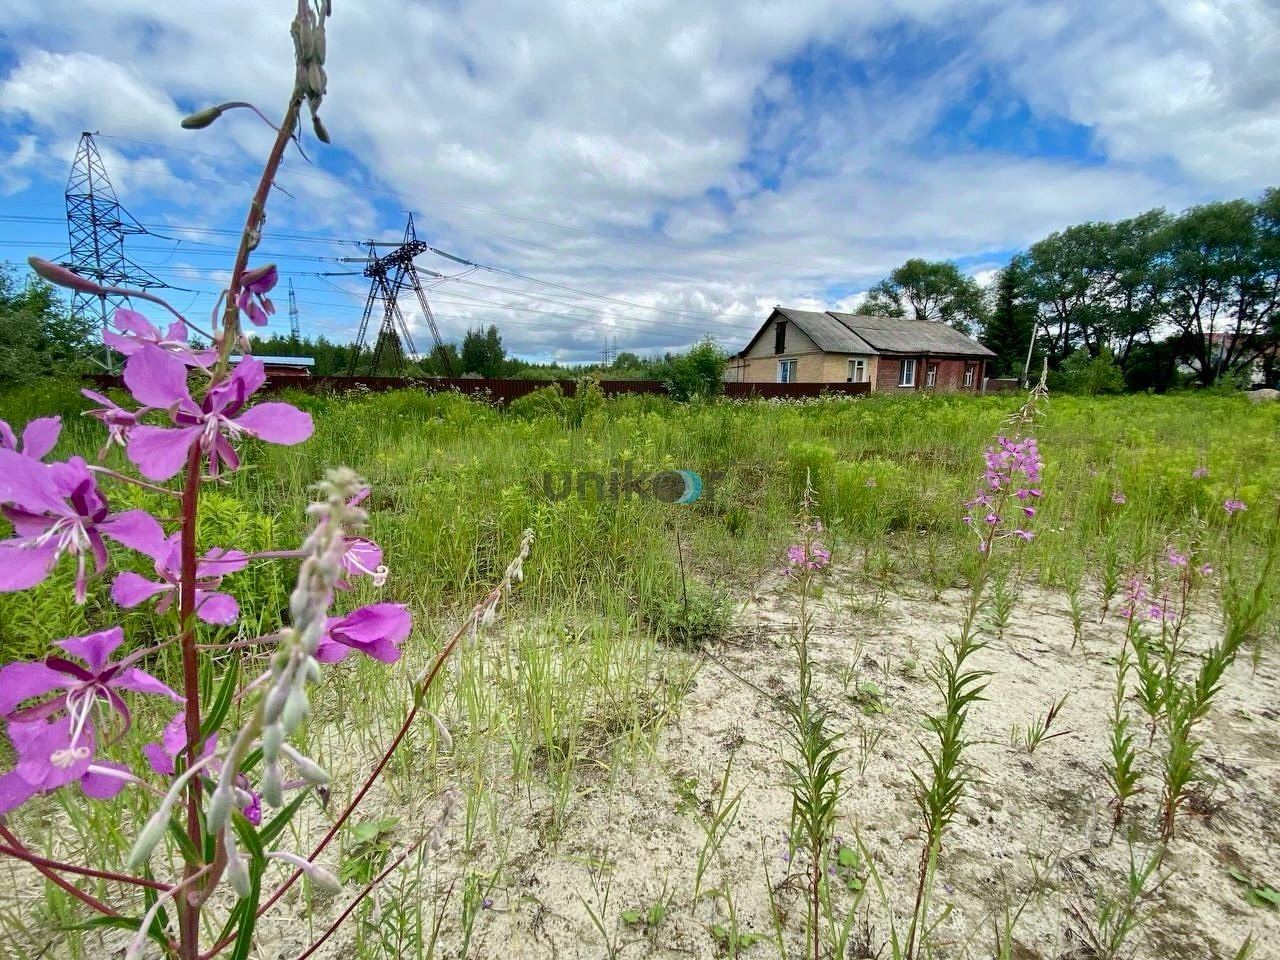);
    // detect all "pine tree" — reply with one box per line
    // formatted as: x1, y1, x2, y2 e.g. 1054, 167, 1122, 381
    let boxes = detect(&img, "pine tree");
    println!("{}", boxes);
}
982, 258, 1036, 378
